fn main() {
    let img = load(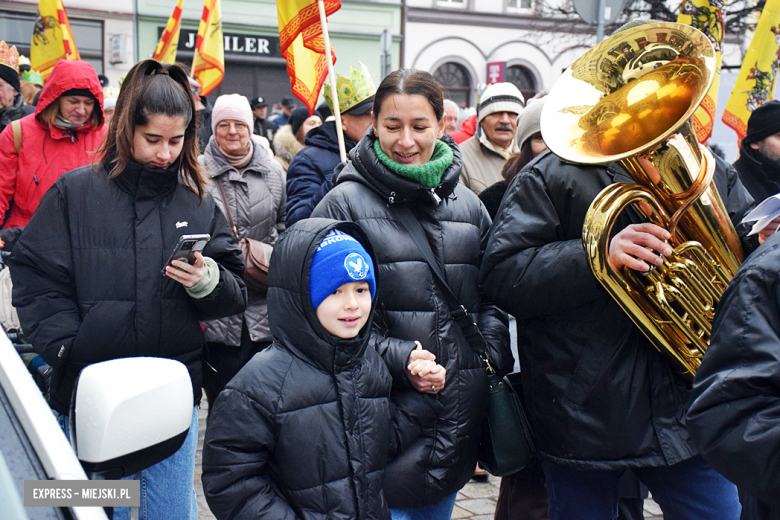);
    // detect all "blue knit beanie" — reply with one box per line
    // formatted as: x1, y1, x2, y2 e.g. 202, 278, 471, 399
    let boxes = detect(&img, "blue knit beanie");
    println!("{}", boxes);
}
309, 229, 376, 309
